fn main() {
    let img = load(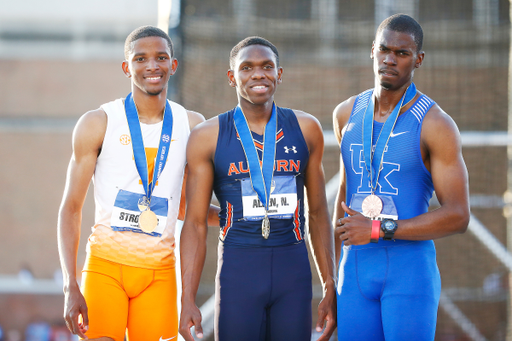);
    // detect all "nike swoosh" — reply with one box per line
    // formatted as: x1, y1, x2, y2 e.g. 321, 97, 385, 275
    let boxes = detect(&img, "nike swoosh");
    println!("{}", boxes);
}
159, 336, 177, 341
390, 131, 408, 138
